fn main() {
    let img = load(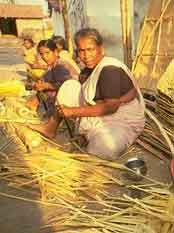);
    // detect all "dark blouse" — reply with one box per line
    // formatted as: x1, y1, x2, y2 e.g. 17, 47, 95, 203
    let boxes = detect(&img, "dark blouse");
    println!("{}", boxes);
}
43, 63, 71, 89
38, 62, 71, 118
79, 65, 134, 101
